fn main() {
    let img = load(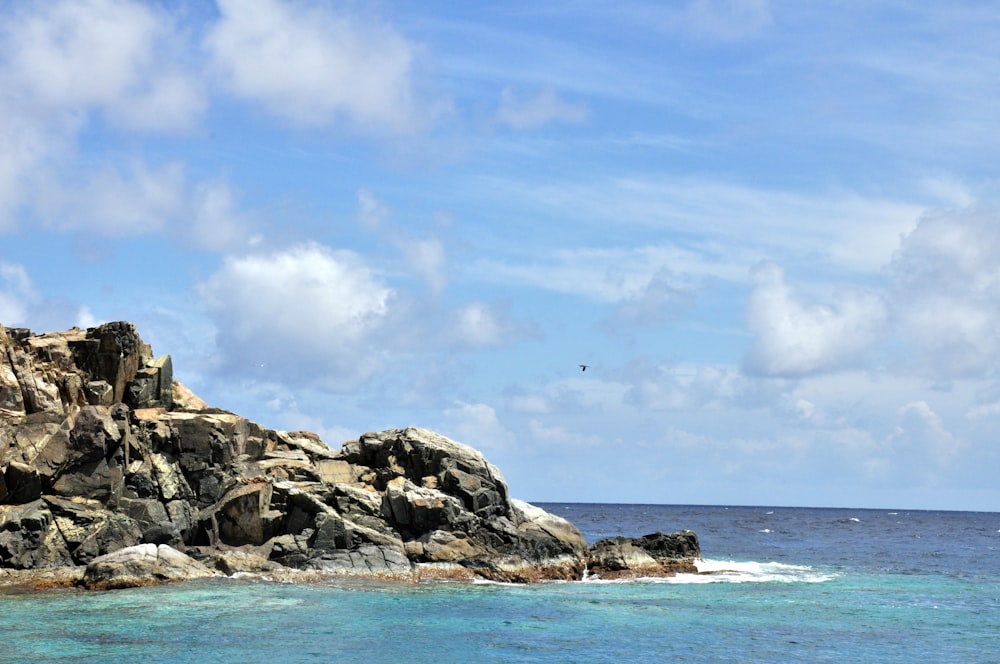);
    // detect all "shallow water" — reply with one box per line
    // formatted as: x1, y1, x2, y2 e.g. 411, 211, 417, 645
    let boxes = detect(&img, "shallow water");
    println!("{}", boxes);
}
3, 504, 999, 663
